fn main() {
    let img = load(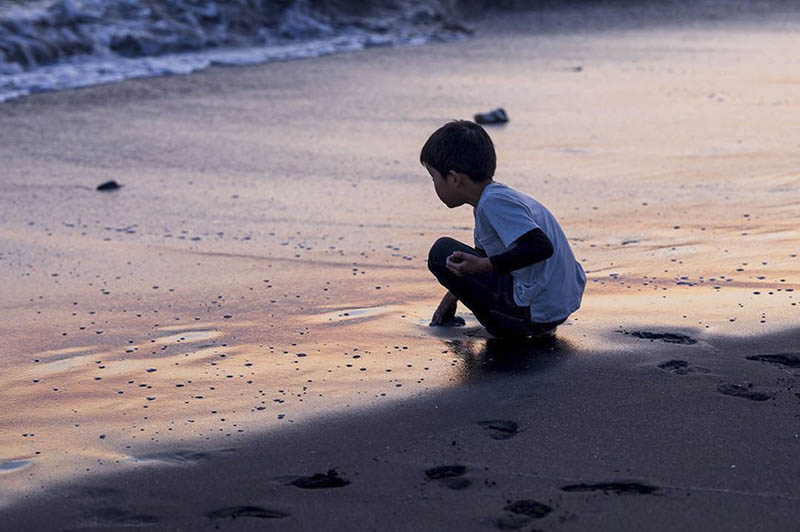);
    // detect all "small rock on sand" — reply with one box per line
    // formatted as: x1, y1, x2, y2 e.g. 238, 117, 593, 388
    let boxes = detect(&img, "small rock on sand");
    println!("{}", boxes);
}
96, 180, 121, 191
474, 108, 508, 125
